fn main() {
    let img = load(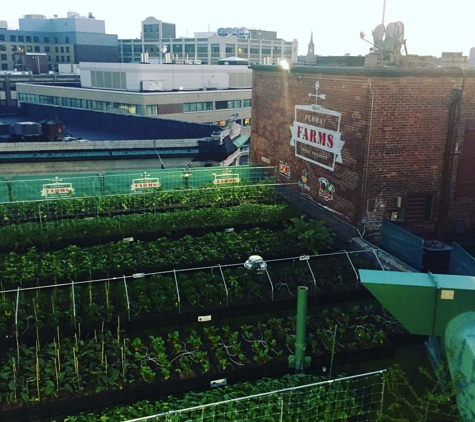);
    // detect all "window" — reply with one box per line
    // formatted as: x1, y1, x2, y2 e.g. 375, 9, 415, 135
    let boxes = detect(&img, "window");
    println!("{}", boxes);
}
26, 36, 31, 42
0, 35, 4, 41
238, 45, 248, 54
34, 46, 40, 52
66, 56, 70, 62
33, 36, 39, 43
225, 44, 235, 54
146, 104, 158, 115
215, 100, 241, 110
44, 37, 49, 43
197, 44, 208, 53
0, 45, 5, 51
65, 37, 69, 43
60, 47, 64, 53
183, 102, 213, 112
185, 44, 195, 54
10, 35, 16, 42
172, 44, 183, 53
44, 46, 50, 52
26, 46, 32, 52
18, 36, 24, 42
243, 99, 252, 107
405, 193, 434, 223
11, 45, 17, 52
55, 47, 59, 53
1, 64, 8, 70
0, 54, 6, 61
66, 46, 70, 53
